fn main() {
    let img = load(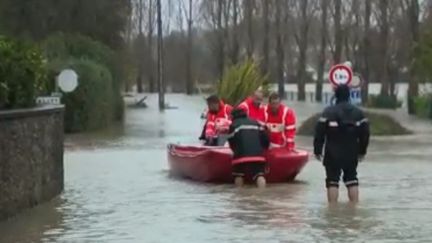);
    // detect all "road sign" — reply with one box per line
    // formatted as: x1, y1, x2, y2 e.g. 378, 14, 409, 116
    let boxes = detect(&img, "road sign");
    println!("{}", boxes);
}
57, 69, 78, 93
350, 88, 362, 105
329, 64, 353, 87
36, 96, 61, 105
